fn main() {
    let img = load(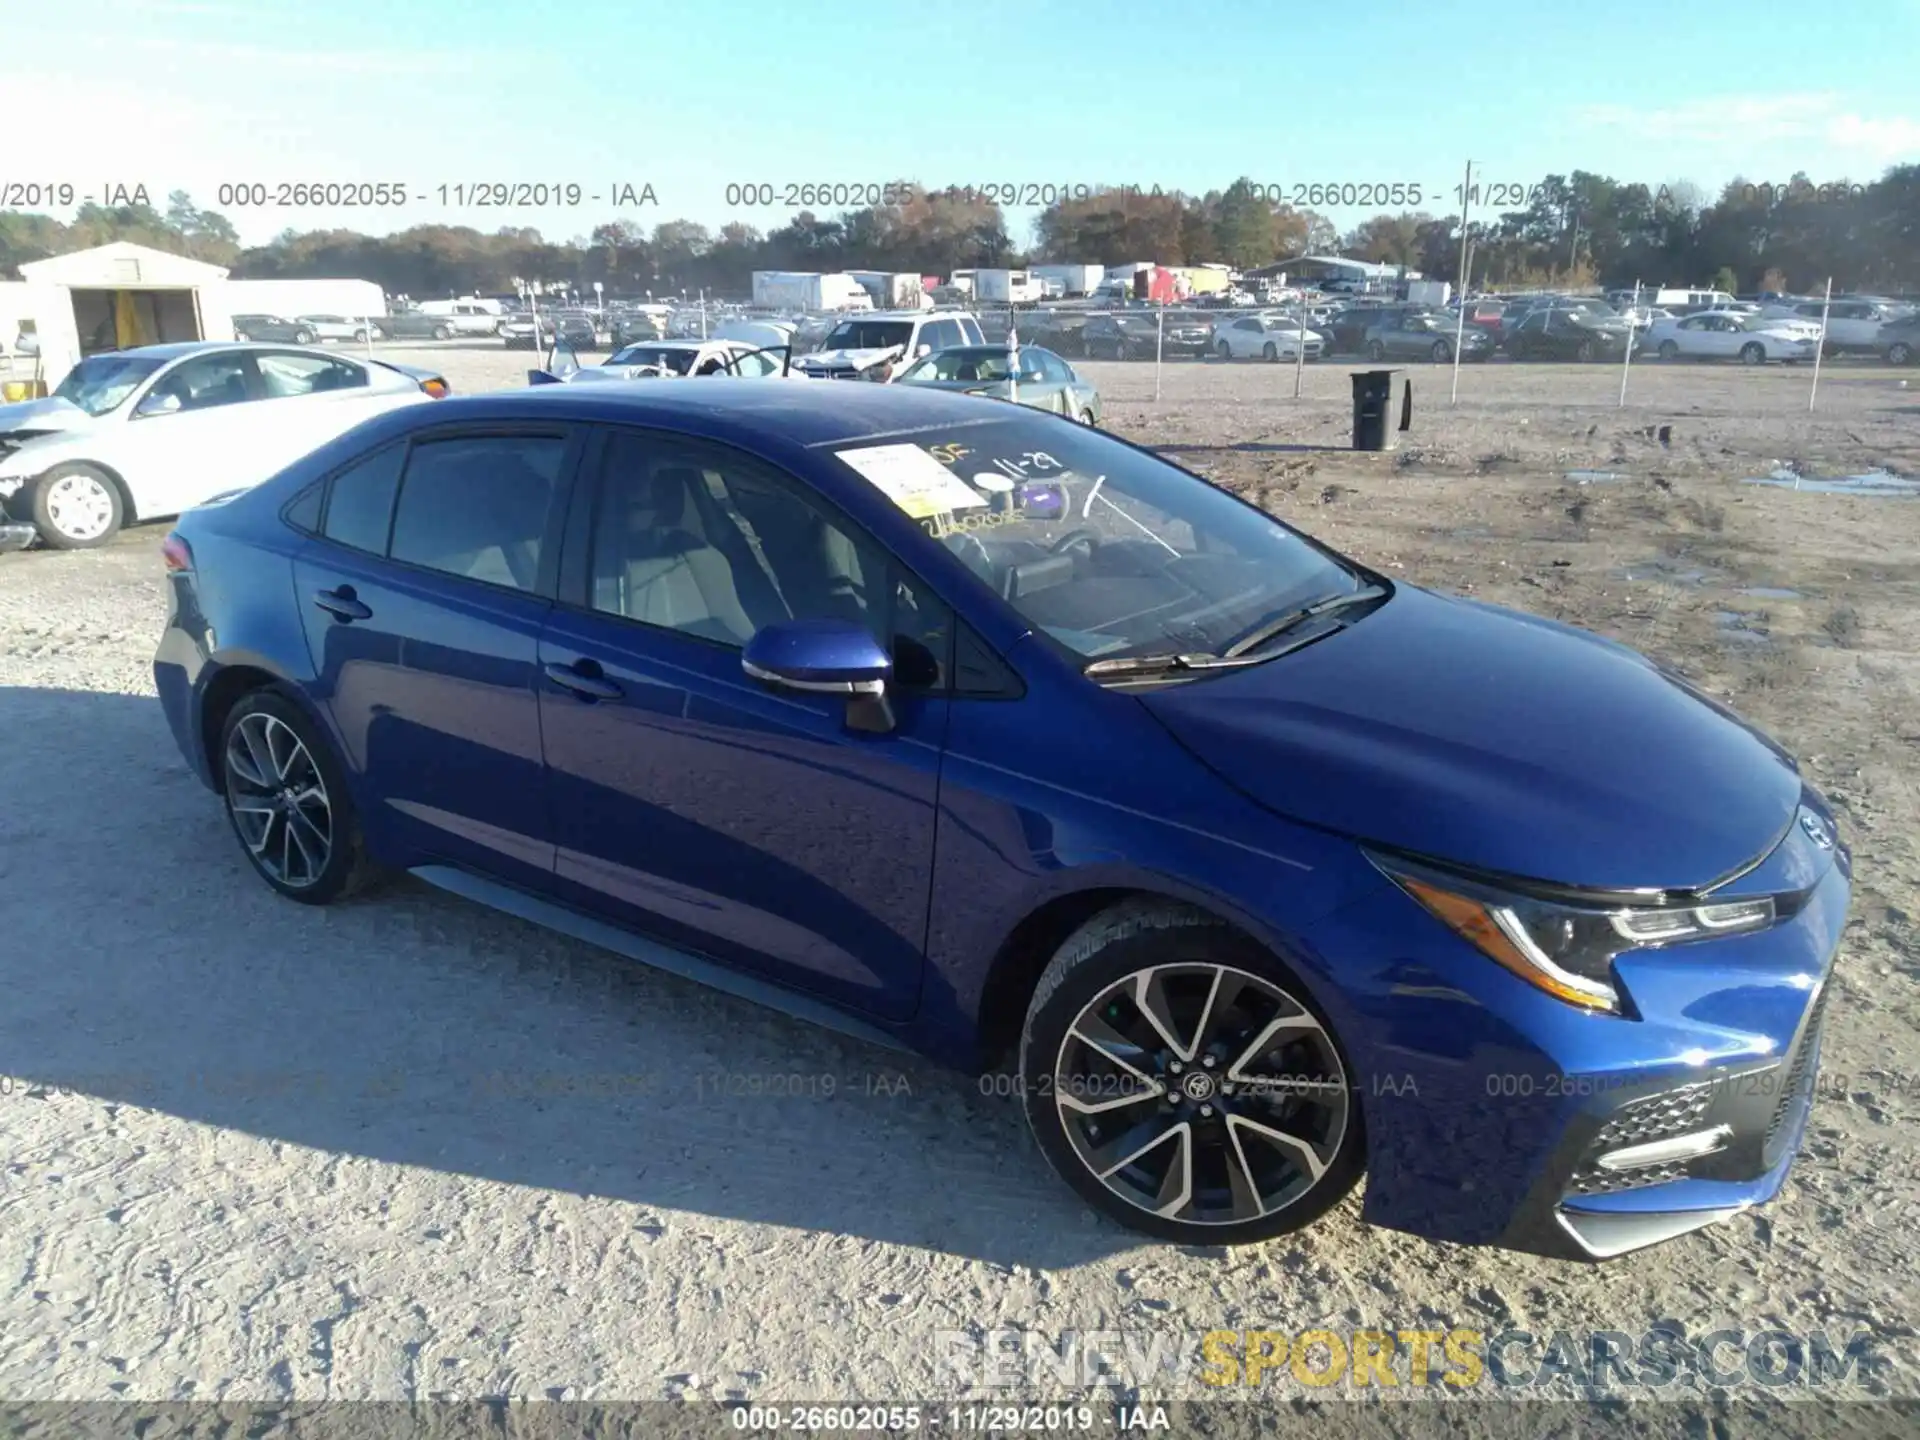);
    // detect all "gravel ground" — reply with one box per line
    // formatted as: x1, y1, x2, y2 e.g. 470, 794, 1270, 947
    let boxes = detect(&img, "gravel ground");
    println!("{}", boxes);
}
2, 348, 1917, 1418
